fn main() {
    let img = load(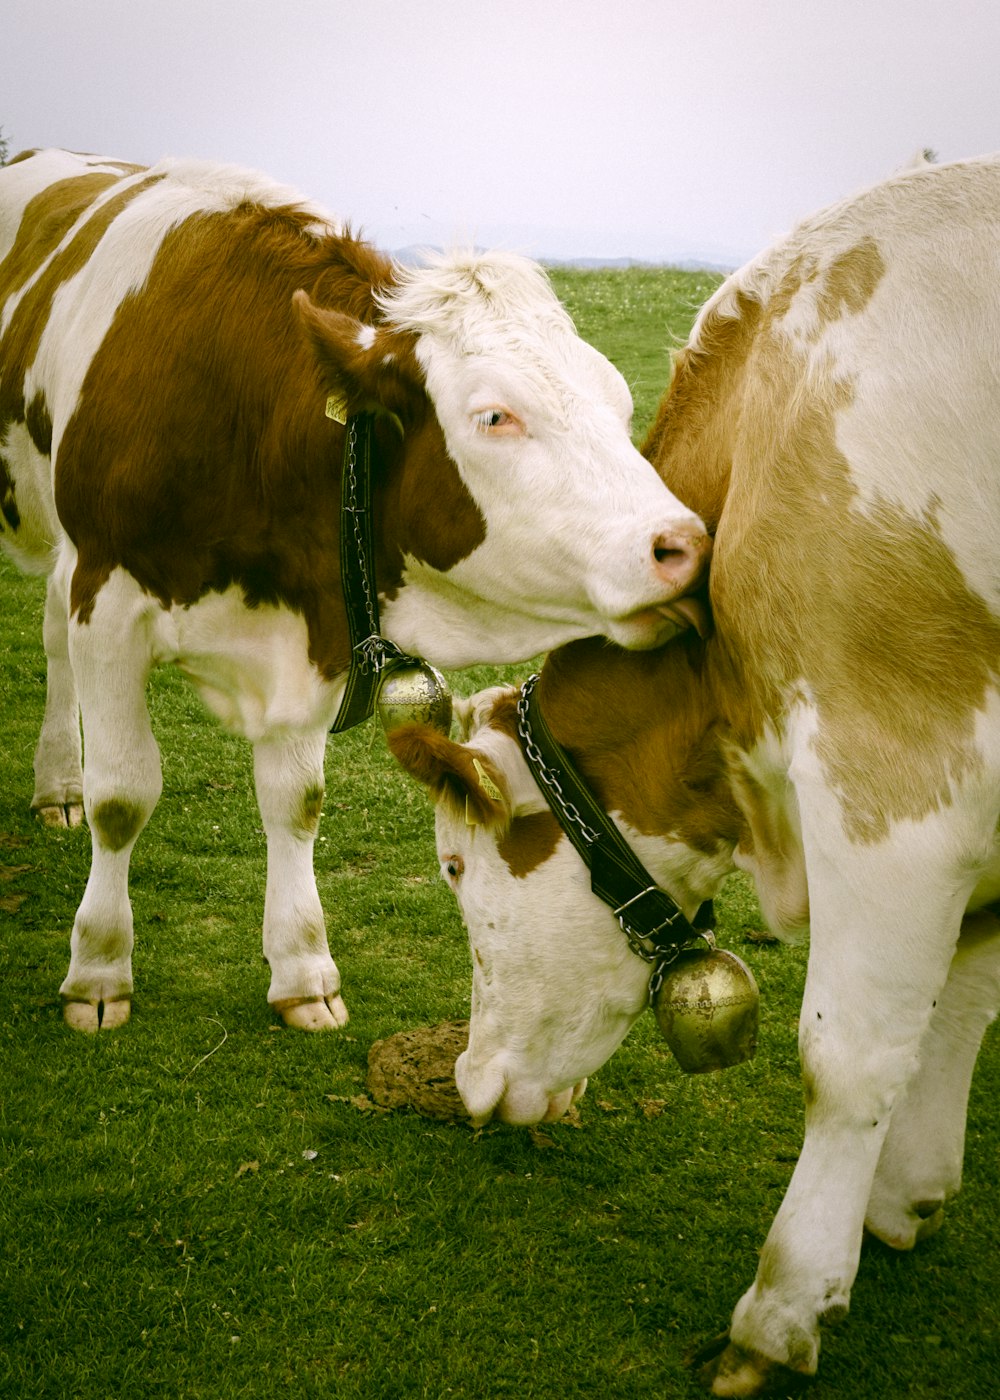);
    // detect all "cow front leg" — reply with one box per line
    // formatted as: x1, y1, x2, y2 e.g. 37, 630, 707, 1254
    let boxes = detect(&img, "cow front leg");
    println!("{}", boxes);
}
253, 731, 347, 1030
701, 824, 972, 1395
59, 575, 163, 1031
32, 568, 84, 828
865, 906, 1000, 1249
